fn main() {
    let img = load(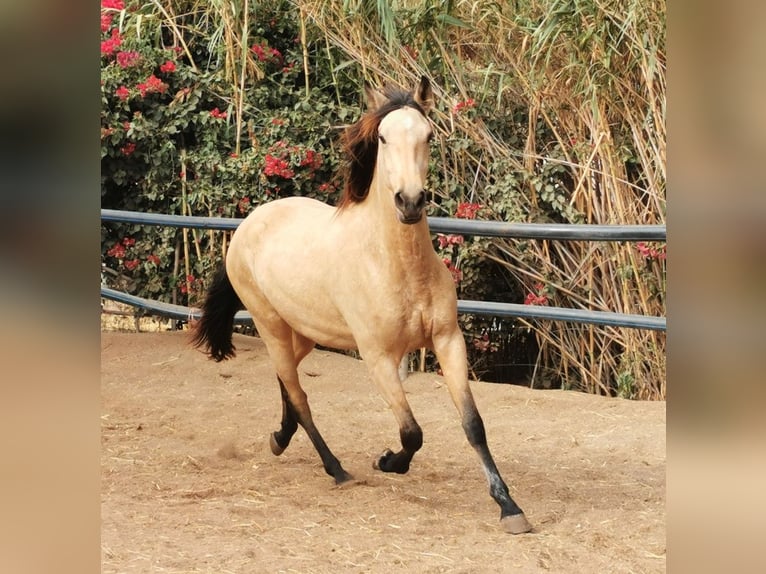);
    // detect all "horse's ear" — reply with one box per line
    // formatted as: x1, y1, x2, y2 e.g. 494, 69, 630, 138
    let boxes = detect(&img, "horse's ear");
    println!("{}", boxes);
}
413, 76, 434, 115
364, 83, 388, 111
